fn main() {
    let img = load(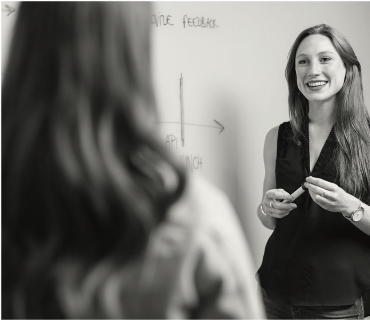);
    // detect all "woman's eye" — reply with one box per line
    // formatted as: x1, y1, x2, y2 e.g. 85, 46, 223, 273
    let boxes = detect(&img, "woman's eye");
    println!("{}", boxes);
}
298, 60, 306, 65
321, 57, 332, 62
